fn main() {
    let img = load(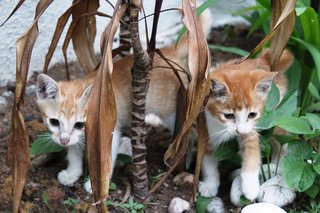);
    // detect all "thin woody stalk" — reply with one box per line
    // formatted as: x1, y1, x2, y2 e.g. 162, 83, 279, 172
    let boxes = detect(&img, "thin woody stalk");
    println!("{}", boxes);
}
129, 2, 150, 200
